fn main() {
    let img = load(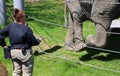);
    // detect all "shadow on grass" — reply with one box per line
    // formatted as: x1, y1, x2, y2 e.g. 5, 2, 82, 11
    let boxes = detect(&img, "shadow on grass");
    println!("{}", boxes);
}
79, 48, 120, 61
80, 32, 120, 61
34, 45, 62, 56
79, 28, 120, 61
